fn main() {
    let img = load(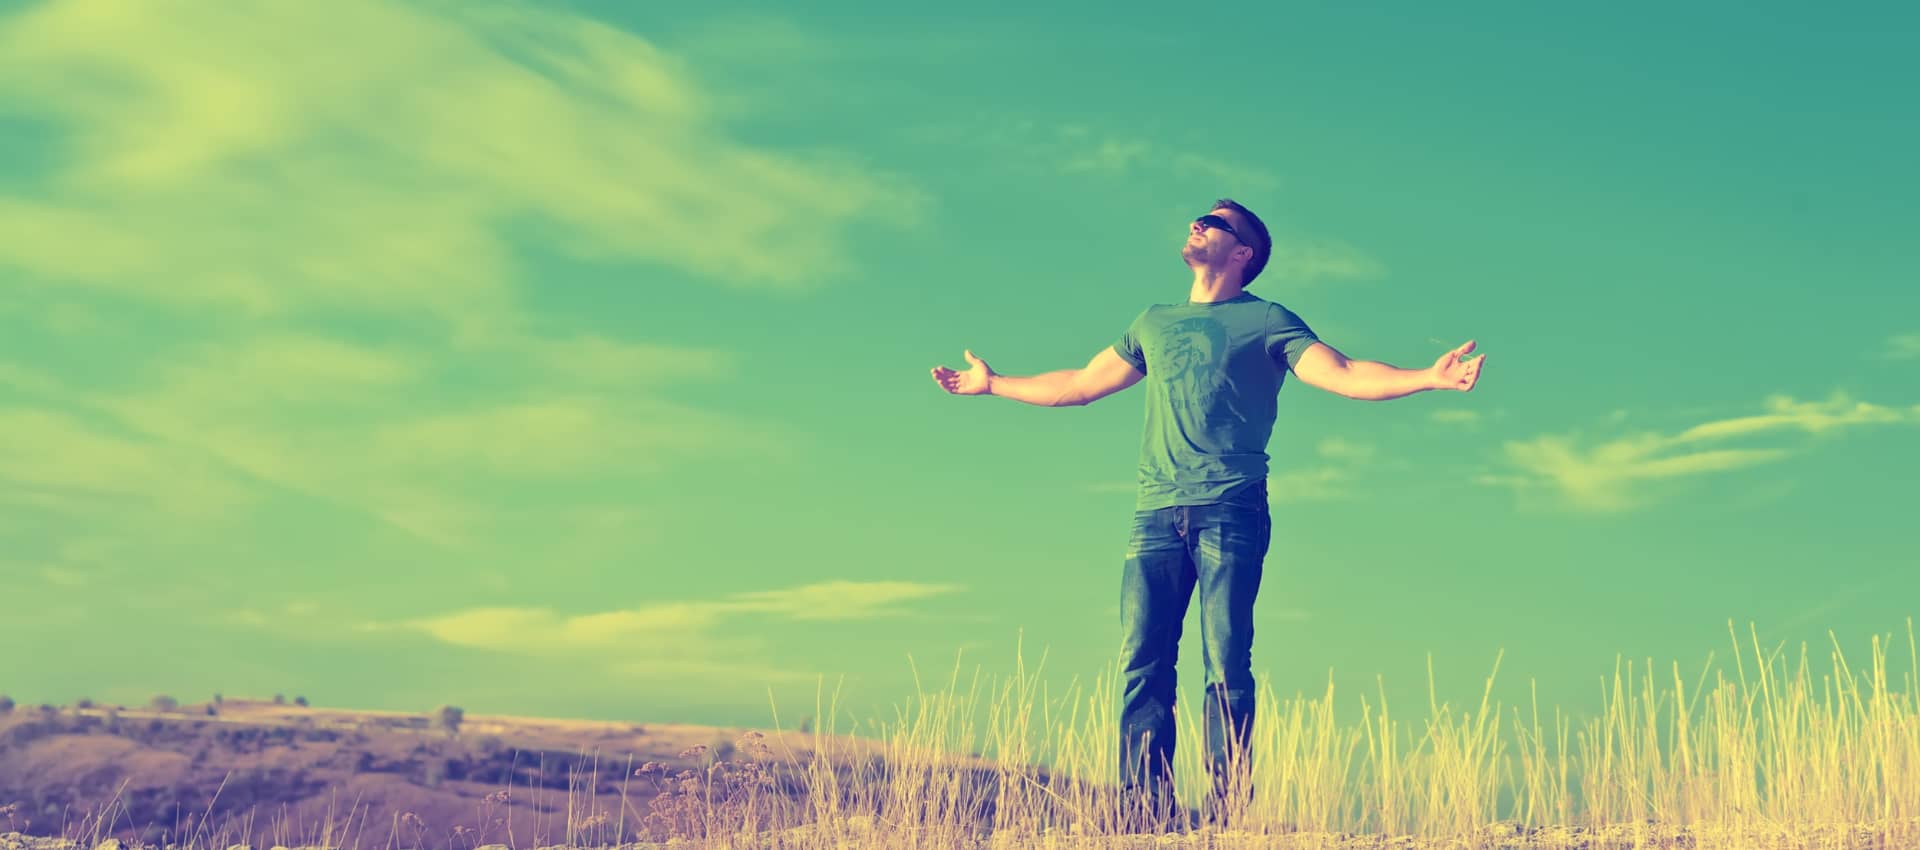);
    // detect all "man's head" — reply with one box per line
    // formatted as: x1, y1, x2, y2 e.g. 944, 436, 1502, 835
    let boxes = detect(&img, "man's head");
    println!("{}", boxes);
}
1181, 198, 1271, 287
